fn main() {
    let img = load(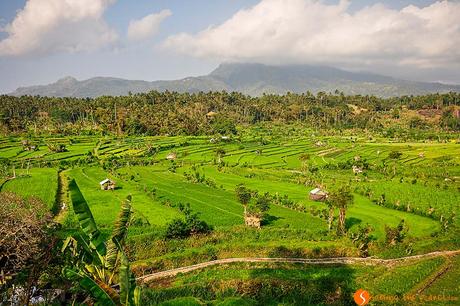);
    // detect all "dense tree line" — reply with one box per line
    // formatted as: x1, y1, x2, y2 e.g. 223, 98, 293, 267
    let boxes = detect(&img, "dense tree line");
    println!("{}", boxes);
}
0, 91, 459, 135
